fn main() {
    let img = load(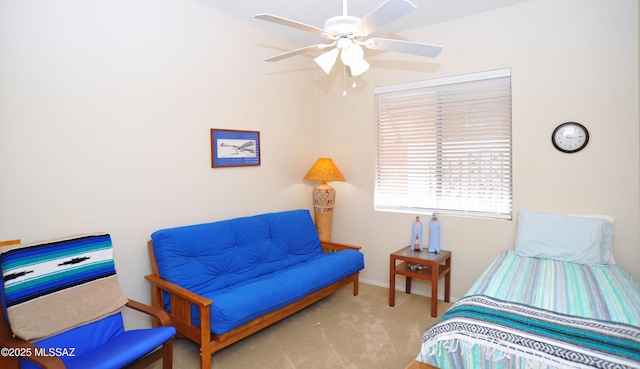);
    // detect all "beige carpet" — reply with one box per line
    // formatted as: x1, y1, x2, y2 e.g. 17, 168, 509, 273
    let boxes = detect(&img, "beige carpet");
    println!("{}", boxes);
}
150, 283, 452, 369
